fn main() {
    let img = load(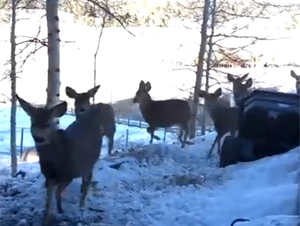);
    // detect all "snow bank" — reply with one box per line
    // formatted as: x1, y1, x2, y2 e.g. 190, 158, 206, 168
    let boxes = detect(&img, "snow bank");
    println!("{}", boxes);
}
0, 135, 298, 226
